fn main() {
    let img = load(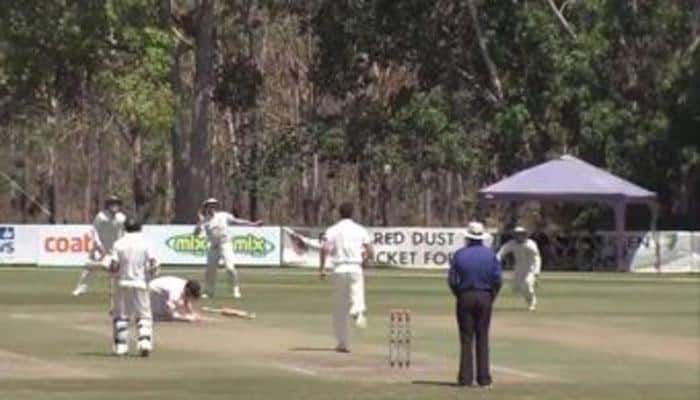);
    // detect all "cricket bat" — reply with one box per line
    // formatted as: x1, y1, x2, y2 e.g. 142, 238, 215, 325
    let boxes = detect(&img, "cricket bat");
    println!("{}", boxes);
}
201, 306, 256, 320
